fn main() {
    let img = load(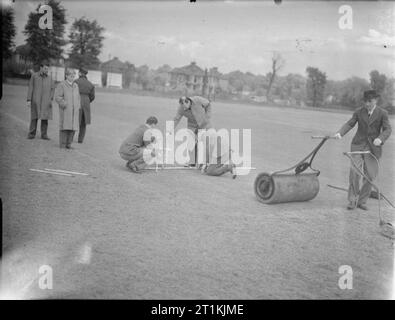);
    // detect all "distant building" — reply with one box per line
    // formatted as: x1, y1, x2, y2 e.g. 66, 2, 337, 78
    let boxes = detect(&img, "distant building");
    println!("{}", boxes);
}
241, 85, 252, 96
250, 95, 267, 103
169, 62, 228, 98
207, 67, 229, 98
100, 57, 126, 88
169, 62, 205, 94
